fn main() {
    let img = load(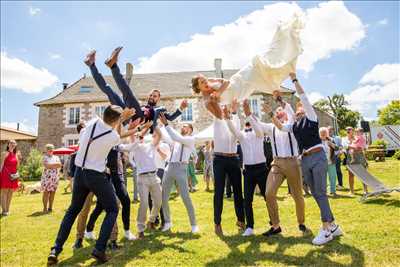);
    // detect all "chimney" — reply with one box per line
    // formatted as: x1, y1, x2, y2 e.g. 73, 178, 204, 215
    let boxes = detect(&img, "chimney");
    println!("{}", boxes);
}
126, 63, 134, 84
214, 58, 222, 78
62, 83, 68, 90
17, 123, 20, 131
